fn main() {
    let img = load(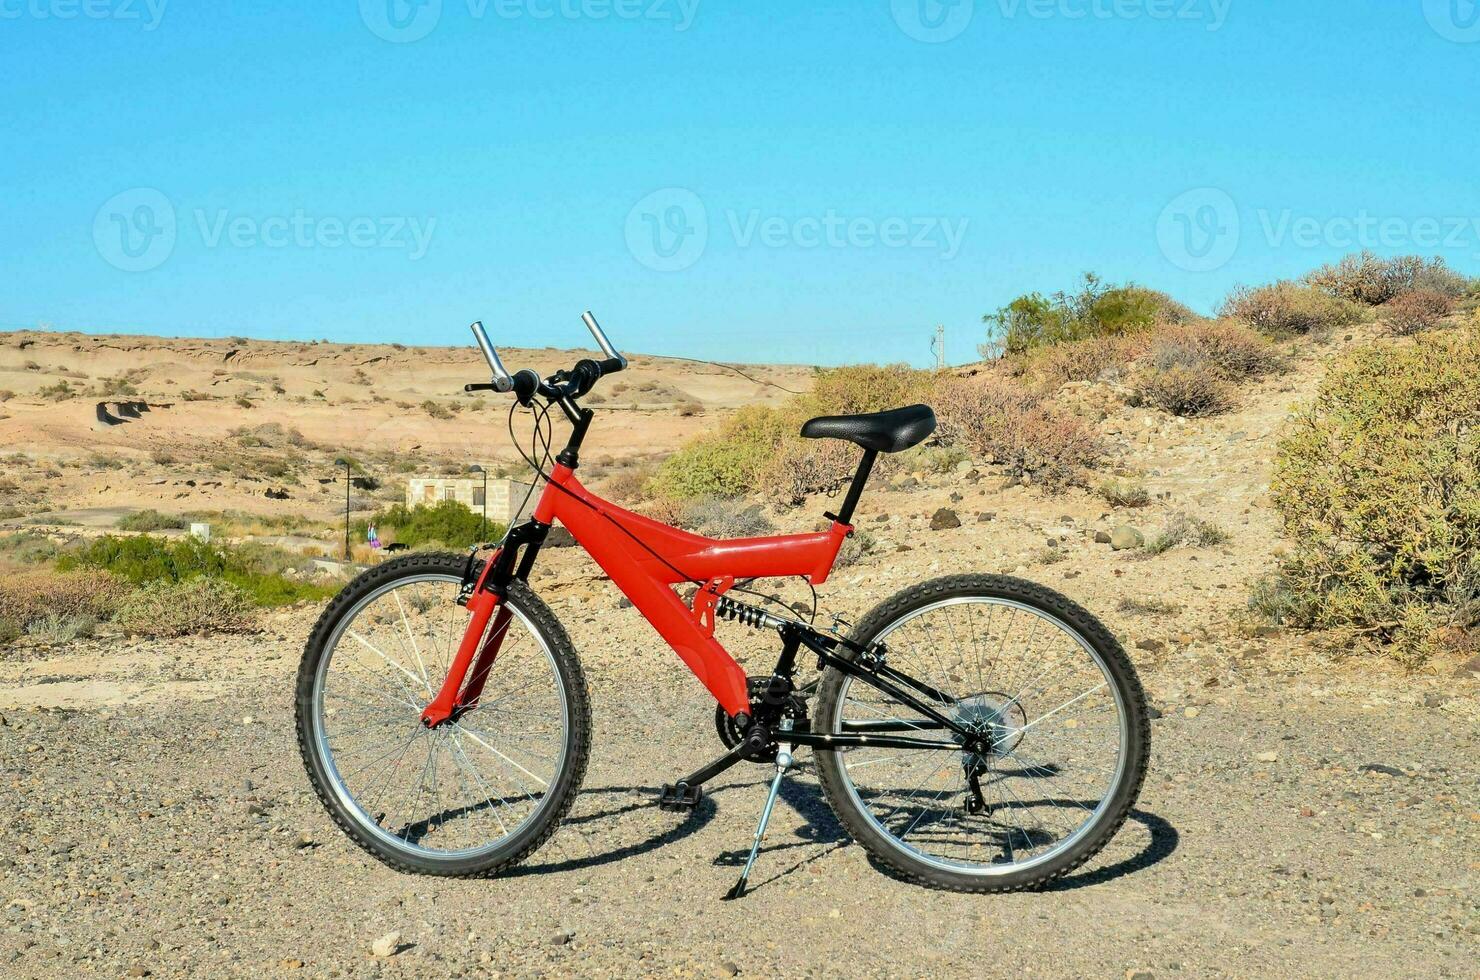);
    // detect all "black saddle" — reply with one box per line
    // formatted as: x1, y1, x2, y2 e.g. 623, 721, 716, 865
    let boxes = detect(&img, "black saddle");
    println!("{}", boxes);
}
800, 404, 936, 454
